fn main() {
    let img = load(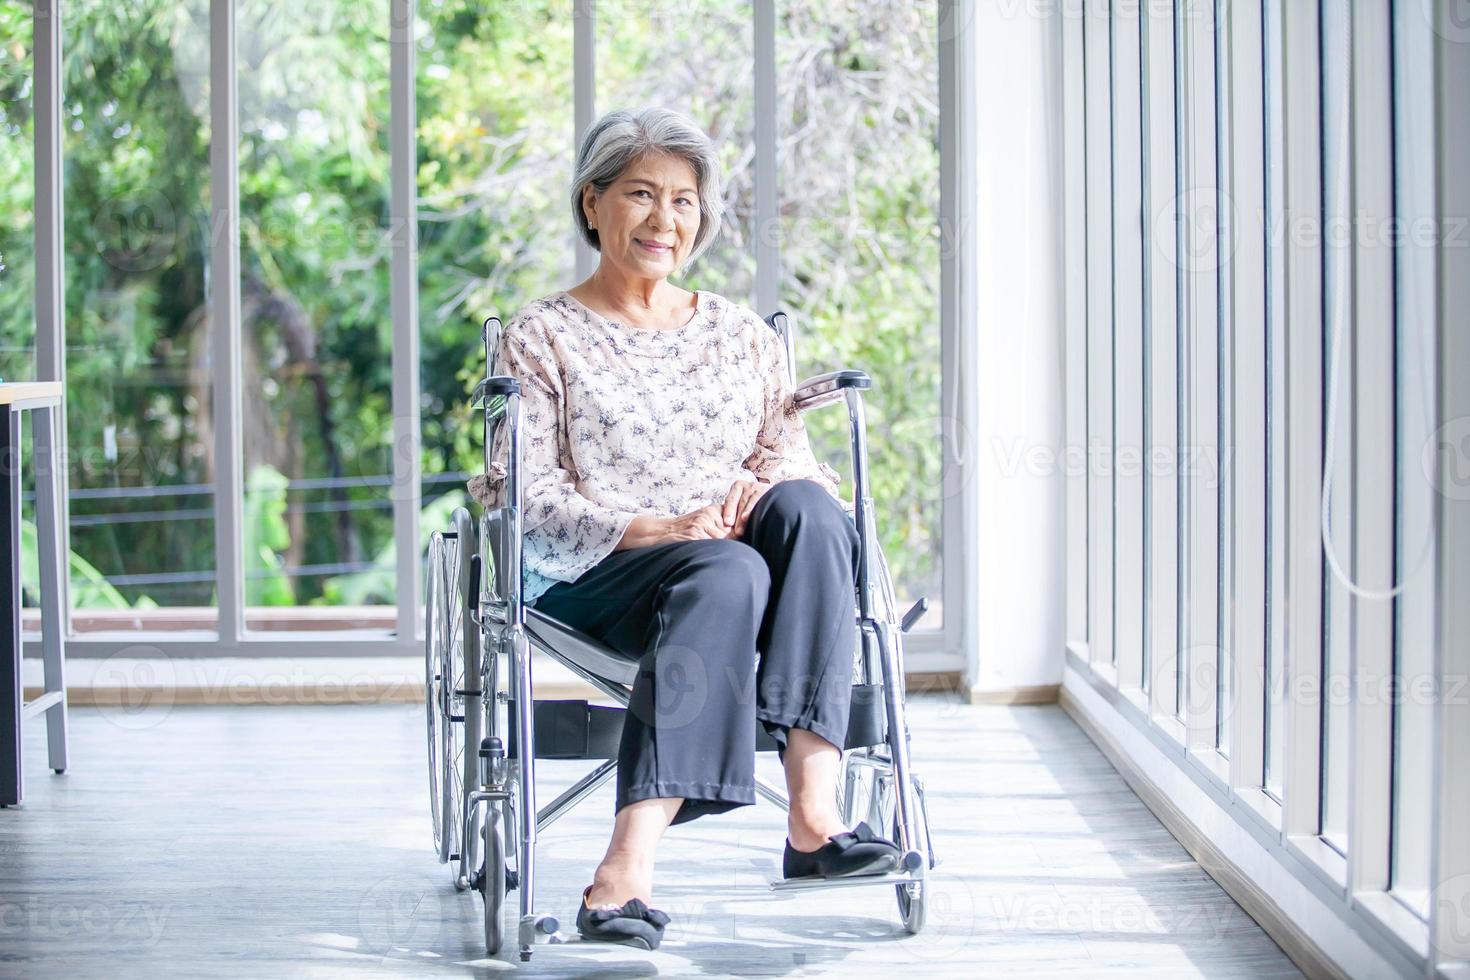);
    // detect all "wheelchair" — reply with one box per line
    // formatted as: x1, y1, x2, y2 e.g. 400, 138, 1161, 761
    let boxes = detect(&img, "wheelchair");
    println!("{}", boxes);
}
424, 309, 938, 961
